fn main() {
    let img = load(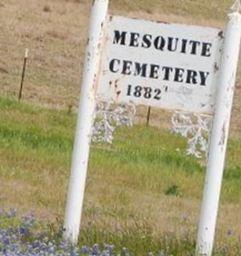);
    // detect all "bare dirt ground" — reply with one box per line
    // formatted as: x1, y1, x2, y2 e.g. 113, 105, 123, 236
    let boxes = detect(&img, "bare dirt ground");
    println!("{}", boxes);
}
0, 0, 241, 136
